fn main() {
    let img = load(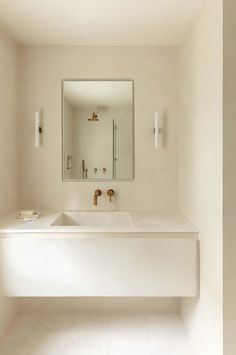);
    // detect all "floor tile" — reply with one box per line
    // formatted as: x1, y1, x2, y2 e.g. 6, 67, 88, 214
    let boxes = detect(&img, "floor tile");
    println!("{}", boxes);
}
0, 312, 192, 355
